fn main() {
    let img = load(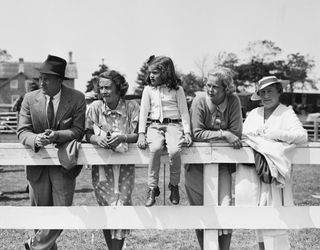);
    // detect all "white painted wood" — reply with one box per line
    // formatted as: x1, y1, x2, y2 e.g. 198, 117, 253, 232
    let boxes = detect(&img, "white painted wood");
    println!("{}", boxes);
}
1, 142, 320, 166
1, 142, 320, 233
1, 206, 320, 230
203, 163, 219, 250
